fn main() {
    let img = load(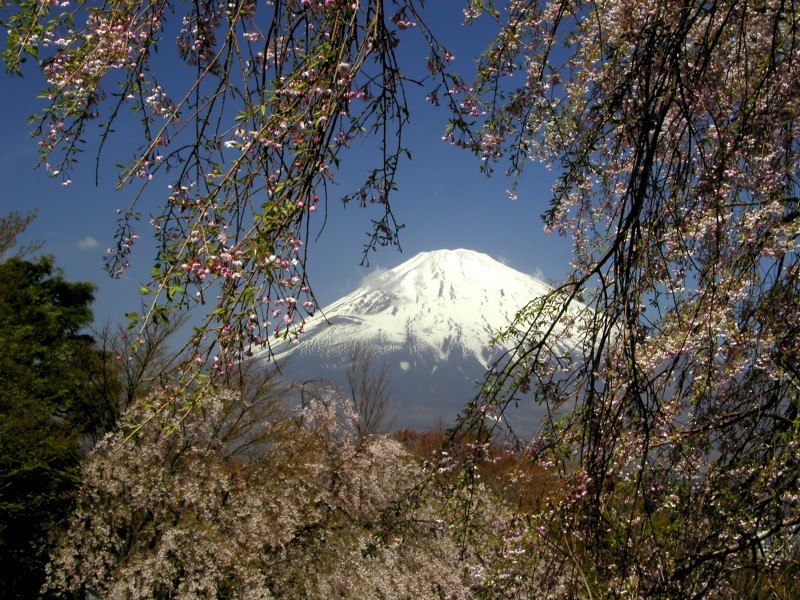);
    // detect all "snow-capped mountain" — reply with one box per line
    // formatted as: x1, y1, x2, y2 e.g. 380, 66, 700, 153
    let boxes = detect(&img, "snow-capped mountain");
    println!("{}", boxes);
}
264, 249, 558, 432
